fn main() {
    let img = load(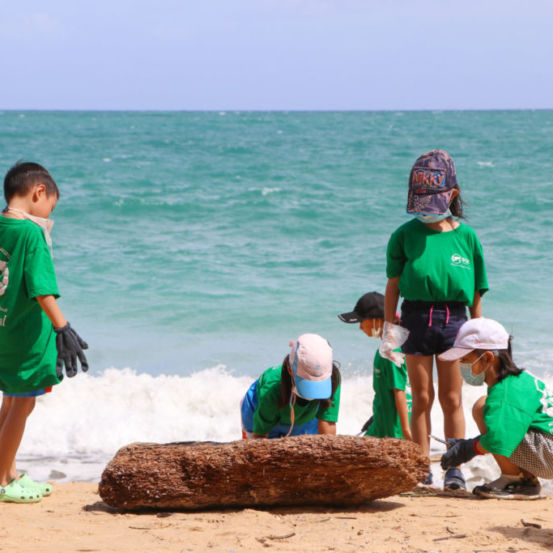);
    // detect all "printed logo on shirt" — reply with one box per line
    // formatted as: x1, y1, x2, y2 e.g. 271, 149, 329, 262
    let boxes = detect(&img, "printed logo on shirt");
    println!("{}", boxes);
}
534, 375, 553, 419
450, 253, 471, 270
0, 247, 10, 298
